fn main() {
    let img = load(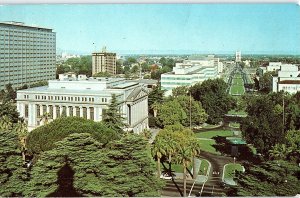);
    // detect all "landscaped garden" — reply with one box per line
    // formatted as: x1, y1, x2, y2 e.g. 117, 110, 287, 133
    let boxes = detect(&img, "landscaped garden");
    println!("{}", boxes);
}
195, 130, 234, 139
223, 163, 244, 185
